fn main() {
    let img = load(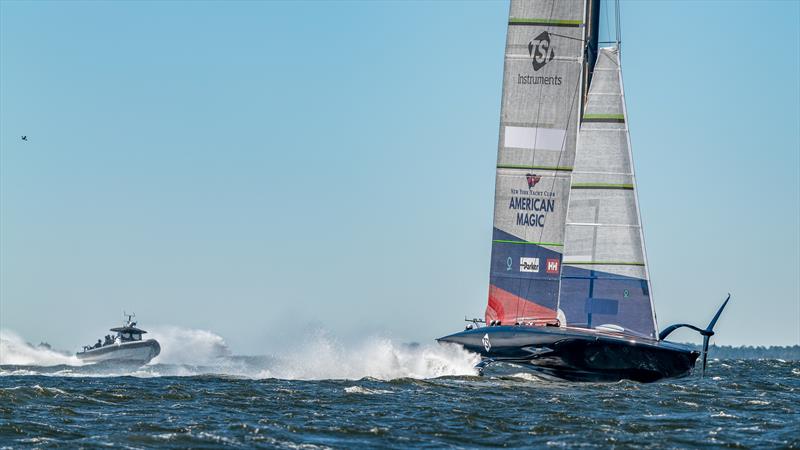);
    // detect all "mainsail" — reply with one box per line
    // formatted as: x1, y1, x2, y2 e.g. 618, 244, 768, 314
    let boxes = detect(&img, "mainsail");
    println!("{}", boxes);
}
559, 47, 658, 338
485, 0, 589, 325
